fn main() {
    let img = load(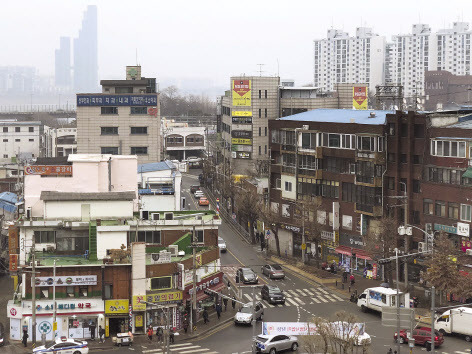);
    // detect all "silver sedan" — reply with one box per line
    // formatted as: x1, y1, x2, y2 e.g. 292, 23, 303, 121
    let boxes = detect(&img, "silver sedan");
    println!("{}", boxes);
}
261, 264, 285, 279
255, 334, 298, 353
